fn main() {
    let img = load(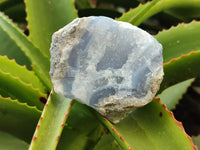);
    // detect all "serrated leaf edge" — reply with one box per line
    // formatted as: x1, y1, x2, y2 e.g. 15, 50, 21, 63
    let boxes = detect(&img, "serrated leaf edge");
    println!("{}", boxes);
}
0, 68, 46, 97
29, 89, 73, 150
0, 55, 46, 92
1, 55, 29, 70
0, 10, 49, 60
173, 78, 195, 110
156, 19, 198, 37
0, 11, 51, 90
23, 2, 50, 58
0, 94, 42, 113
24, 0, 78, 58
92, 110, 132, 150
0, 69, 47, 109
117, 2, 147, 21
157, 78, 195, 110
156, 98, 198, 150
164, 50, 200, 66
130, 0, 160, 26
